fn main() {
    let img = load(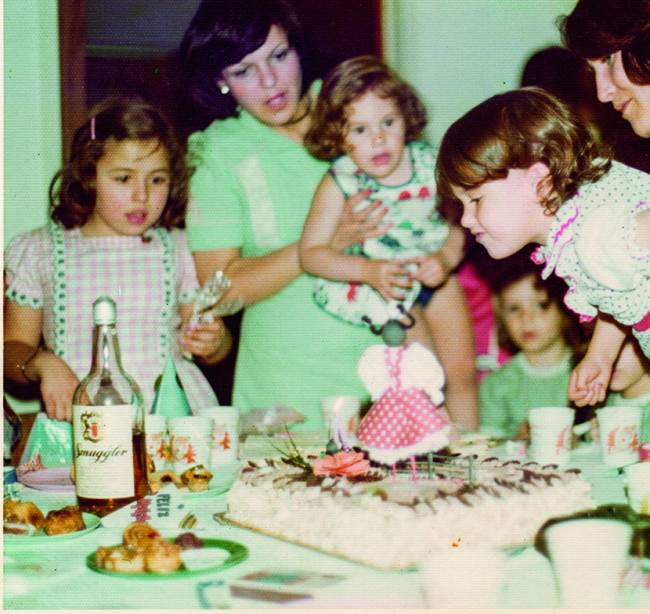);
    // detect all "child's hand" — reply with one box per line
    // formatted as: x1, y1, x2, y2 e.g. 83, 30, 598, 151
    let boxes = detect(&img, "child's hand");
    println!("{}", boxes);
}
362, 259, 414, 301
568, 355, 612, 406
410, 253, 449, 289
181, 318, 231, 364
330, 189, 392, 251
30, 351, 80, 422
